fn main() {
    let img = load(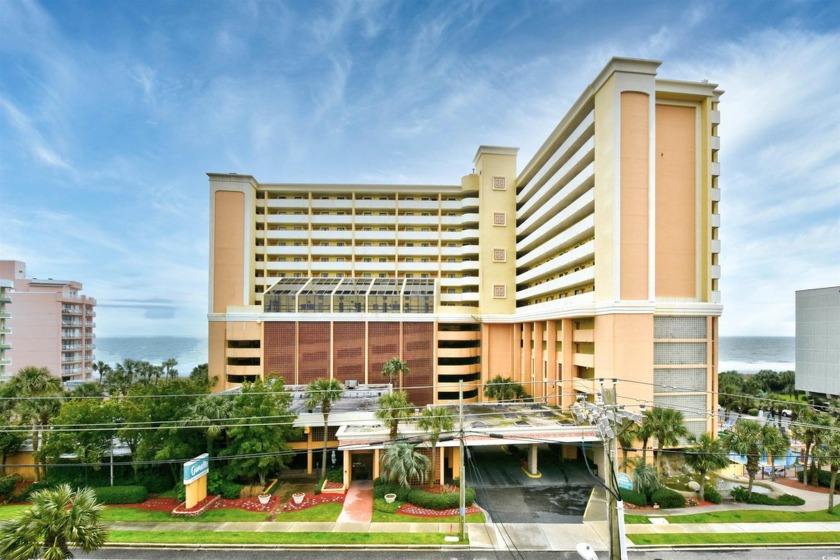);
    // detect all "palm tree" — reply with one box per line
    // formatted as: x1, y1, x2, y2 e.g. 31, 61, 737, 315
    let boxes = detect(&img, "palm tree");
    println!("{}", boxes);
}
304, 378, 345, 479
91, 360, 111, 386
417, 406, 454, 486
791, 407, 831, 486
375, 390, 413, 439
632, 464, 661, 505
0, 484, 107, 560
380, 442, 431, 489
636, 418, 653, 466
641, 407, 691, 475
720, 419, 787, 497
382, 357, 410, 391
8, 366, 62, 481
683, 433, 730, 501
162, 358, 179, 380
183, 395, 234, 458
483, 375, 527, 403
615, 418, 639, 473
813, 420, 840, 512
